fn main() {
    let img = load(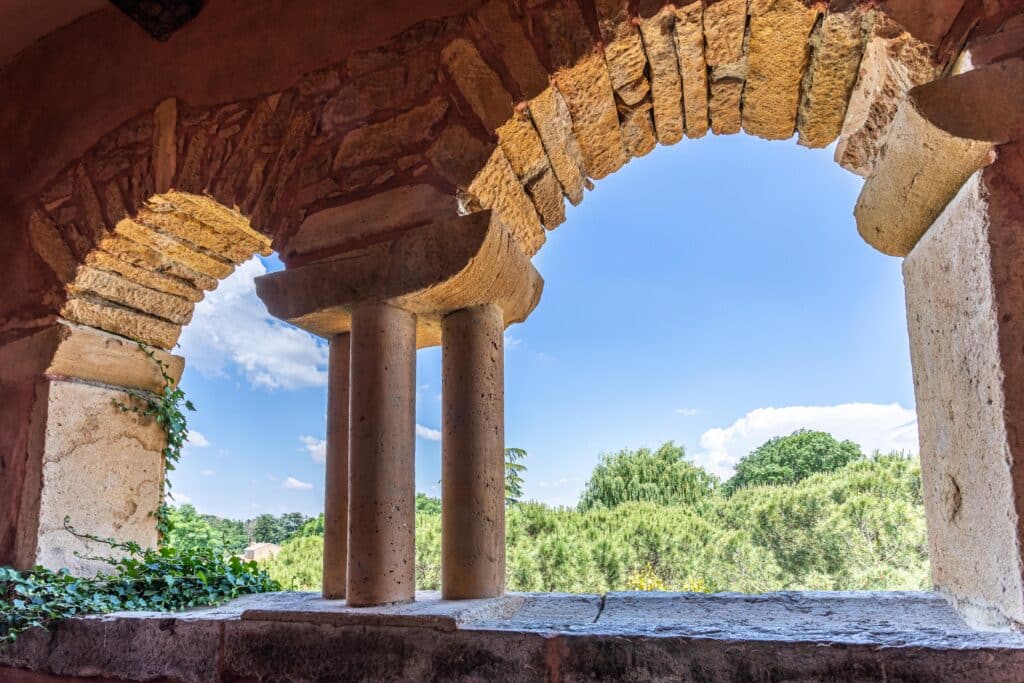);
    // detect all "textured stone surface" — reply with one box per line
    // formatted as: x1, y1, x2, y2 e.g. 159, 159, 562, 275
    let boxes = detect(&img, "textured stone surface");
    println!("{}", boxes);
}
855, 92, 993, 256
706, 0, 748, 135
34, 381, 163, 575
798, 9, 867, 148
554, 54, 629, 179
743, 0, 821, 140
674, 1, 709, 139
335, 98, 449, 169
835, 13, 940, 176
904, 168, 1024, 630
638, 6, 685, 145
61, 297, 180, 349
467, 148, 546, 254
527, 87, 587, 205
619, 105, 658, 157
595, 0, 650, 107
286, 184, 459, 260
442, 38, 514, 132
347, 302, 417, 607
474, 0, 548, 97
7, 591, 1024, 681
442, 304, 506, 599
498, 112, 566, 227
255, 212, 544, 344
